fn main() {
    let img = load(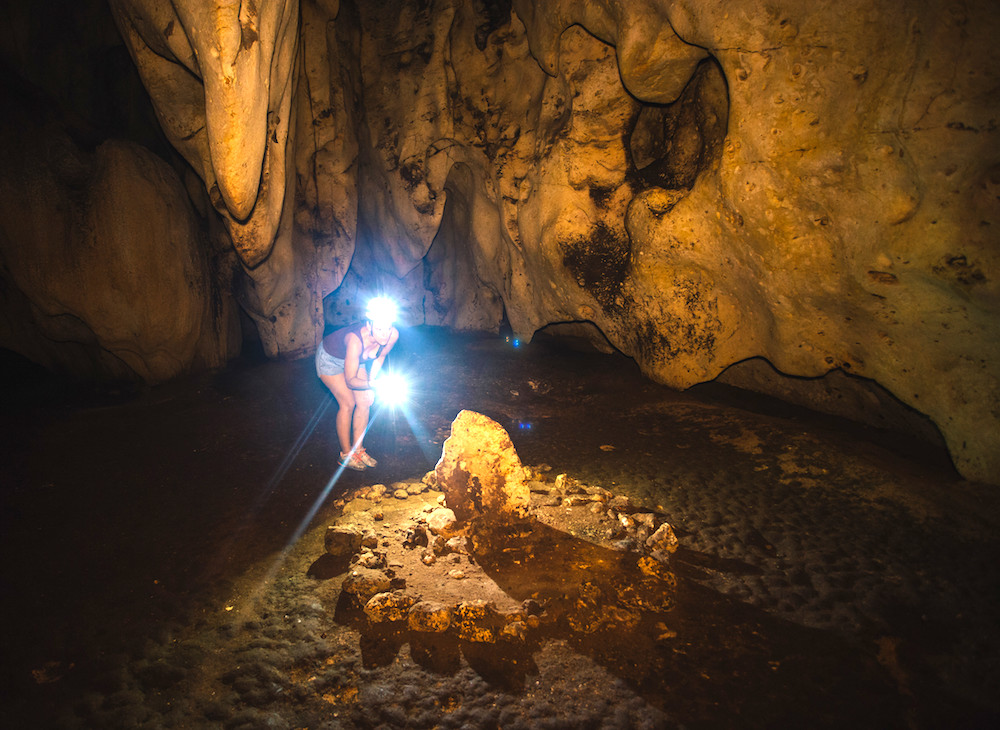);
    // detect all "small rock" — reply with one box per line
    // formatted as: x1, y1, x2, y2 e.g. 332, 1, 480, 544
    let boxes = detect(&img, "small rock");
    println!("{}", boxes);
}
427, 534, 447, 556
633, 512, 657, 529
445, 536, 470, 555
355, 550, 387, 569
364, 591, 416, 623
609, 495, 631, 511
447, 569, 466, 580
646, 523, 679, 555
605, 525, 626, 541
403, 525, 428, 549
454, 600, 503, 642
341, 568, 392, 602
426, 508, 458, 537
325, 526, 363, 557
393, 488, 409, 500
421, 470, 438, 488
501, 619, 527, 642
408, 601, 451, 633
611, 538, 638, 552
